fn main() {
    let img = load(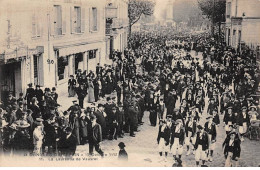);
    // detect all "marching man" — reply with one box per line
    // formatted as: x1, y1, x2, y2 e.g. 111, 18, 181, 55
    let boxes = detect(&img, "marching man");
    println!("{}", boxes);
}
157, 120, 171, 161
238, 106, 250, 141
194, 125, 209, 167
224, 106, 234, 135
204, 115, 217, 162
185, 114, 197, 155
223, 131, 241, 167
170, 119, 185, 164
